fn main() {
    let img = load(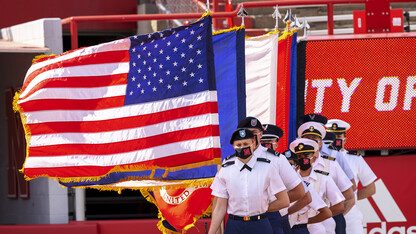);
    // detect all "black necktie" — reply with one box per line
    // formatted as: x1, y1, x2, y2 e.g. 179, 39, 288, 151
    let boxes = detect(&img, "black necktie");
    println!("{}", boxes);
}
240, 164, 252, 172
